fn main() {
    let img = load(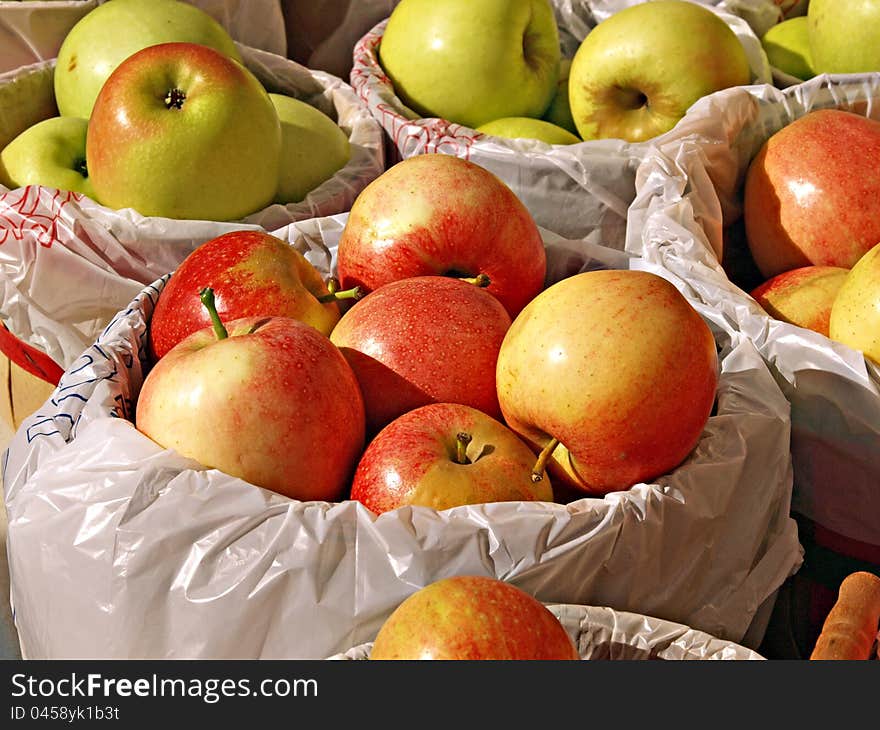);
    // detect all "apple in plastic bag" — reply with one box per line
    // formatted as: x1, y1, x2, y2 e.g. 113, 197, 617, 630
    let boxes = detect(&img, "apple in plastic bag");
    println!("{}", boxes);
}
750, 265, 848, 337
336, 154, 546, 319
829, 242, 880, 366
743, 109, 880, 279
476, 116, 581, 145
86, 42, 281, 222
330, 276, 511, 436
136, 289, 365, 502
370, 575, 580, 660
269, 93, 351, 204
54, 0, 242, 120
496, 269, 718, 496
0, 116, 94, 197
568, 0, 750, 142
377, 0, 561, 129
808, 0, 880, 74
148, 230, 360, 361
350, 402, 553, 514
